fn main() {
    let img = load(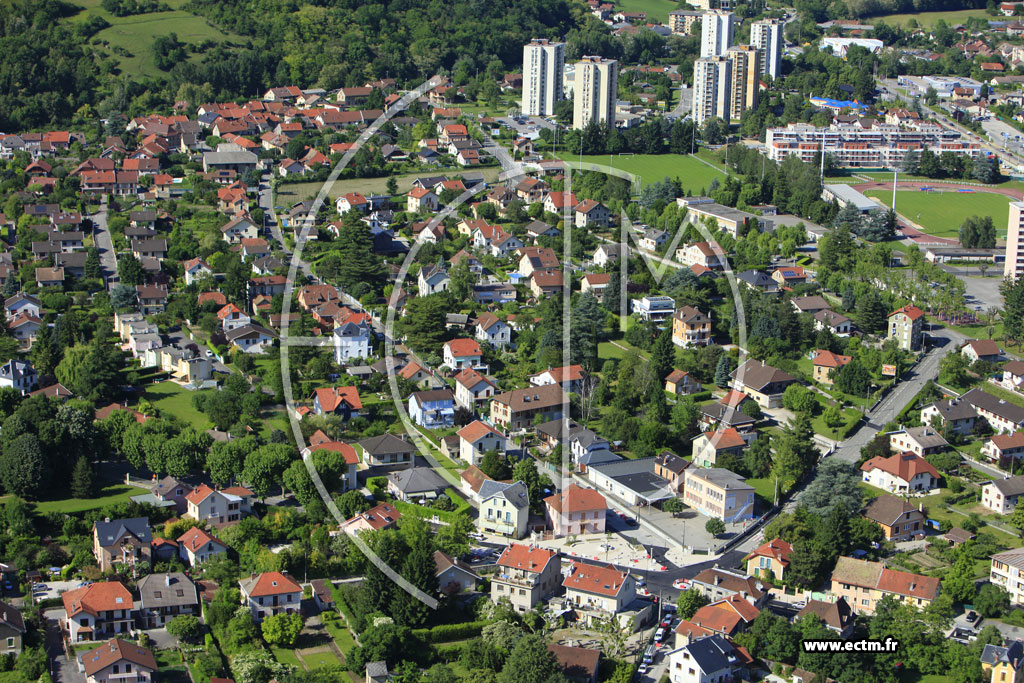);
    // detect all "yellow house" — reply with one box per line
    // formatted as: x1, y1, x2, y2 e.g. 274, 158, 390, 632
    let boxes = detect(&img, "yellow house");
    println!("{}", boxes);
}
981, 641, 1024, 683
744, 538, 793, 582
830, 556, 939, 615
